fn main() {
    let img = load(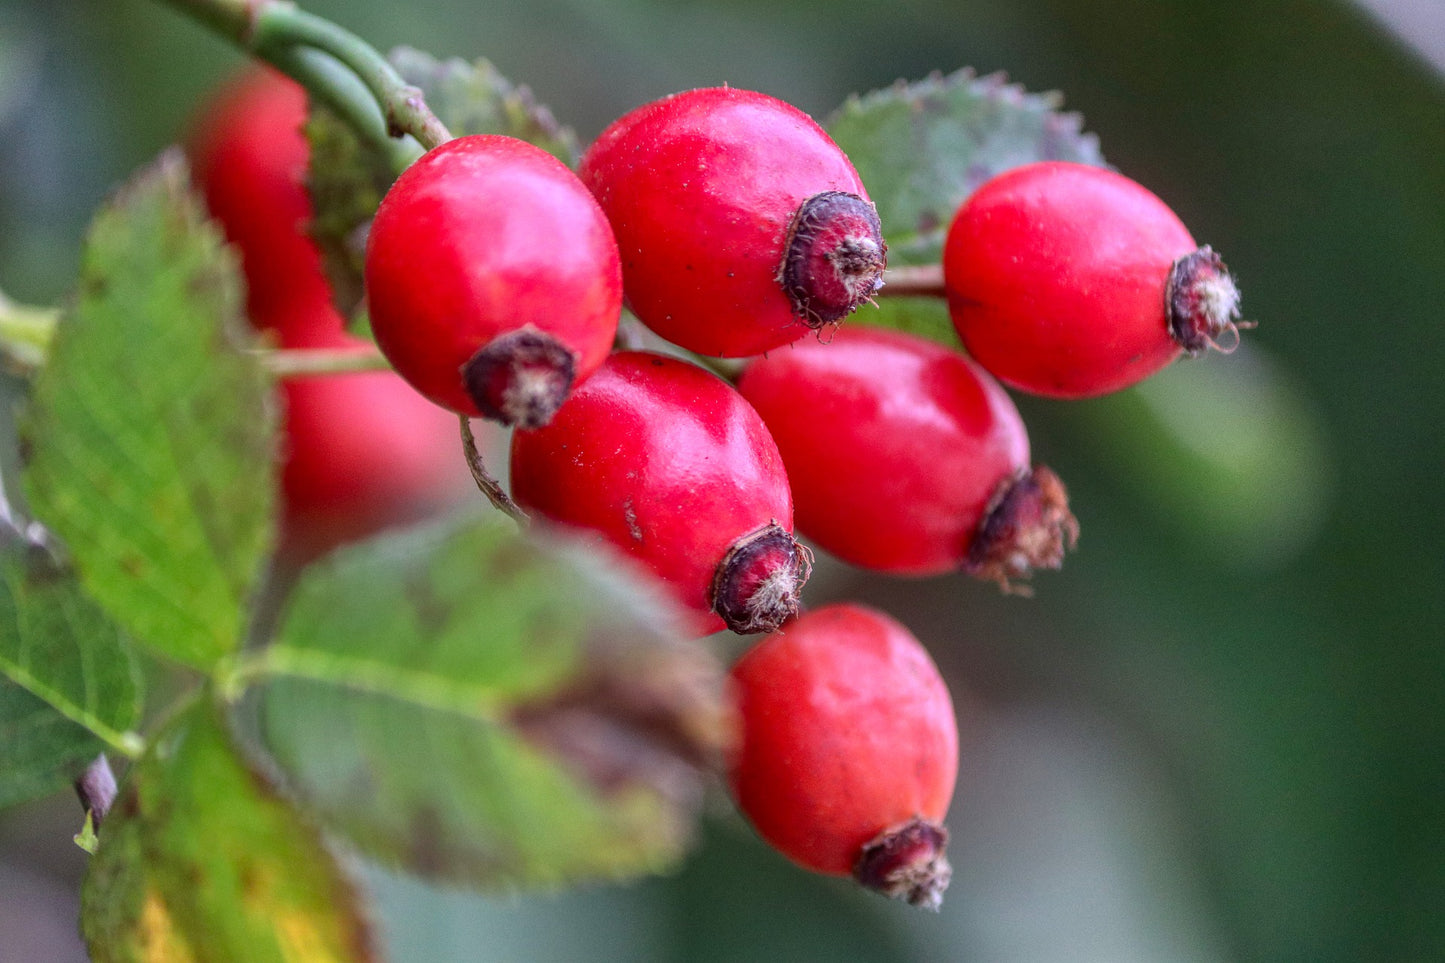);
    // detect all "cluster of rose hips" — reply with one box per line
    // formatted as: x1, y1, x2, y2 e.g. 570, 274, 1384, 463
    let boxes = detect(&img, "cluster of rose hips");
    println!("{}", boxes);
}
194, 73, 1243, 909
